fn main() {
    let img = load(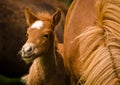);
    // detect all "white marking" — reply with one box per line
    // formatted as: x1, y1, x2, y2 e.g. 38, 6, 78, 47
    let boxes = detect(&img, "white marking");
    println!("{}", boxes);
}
23, 43, 35, 52
31, 20, 43, 29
